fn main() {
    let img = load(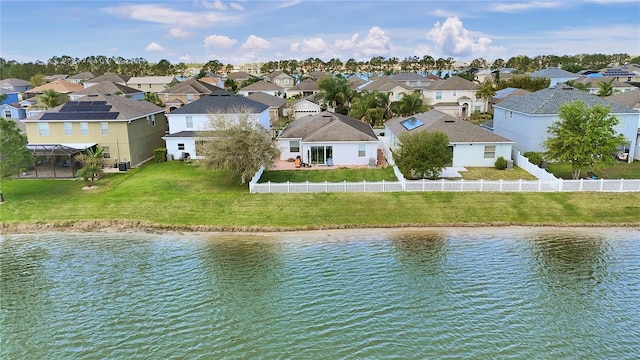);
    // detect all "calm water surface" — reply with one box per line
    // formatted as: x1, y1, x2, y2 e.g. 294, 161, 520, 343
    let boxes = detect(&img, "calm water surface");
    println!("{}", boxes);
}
1, 228, 639, 359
